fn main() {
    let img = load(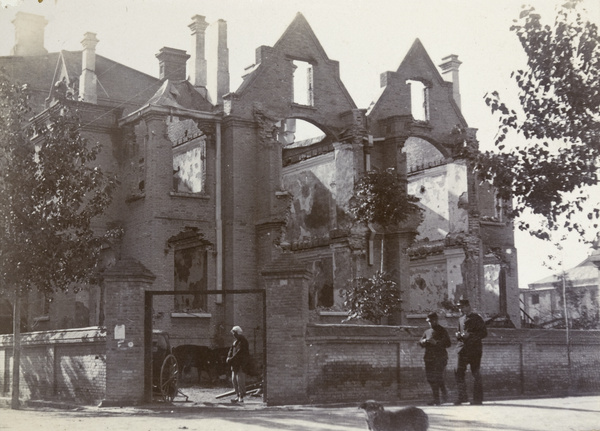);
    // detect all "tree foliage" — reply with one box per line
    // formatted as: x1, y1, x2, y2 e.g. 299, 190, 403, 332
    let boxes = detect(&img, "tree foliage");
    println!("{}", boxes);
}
341, 271, 402, 324
349, 167, 420, 228
552, 276, 600, 330
0, 70, 117, 297
477, 0, 600, 239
